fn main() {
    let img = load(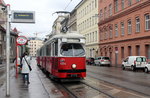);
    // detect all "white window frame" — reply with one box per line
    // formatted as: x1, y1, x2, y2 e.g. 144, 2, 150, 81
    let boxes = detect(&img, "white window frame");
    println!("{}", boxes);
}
128, 20, 132, 34
128, 0, 132, 6
145, 14, 150, 31
115, 24, 118, 36
100, 9, 103, 20
136, 17, 140, 32
115, 0, 118, 12
121, 22, 124, 35
104, 7, 107, 18
109, 29, 113, 38
109, 4, 112, 16
121, 0, 124, 9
